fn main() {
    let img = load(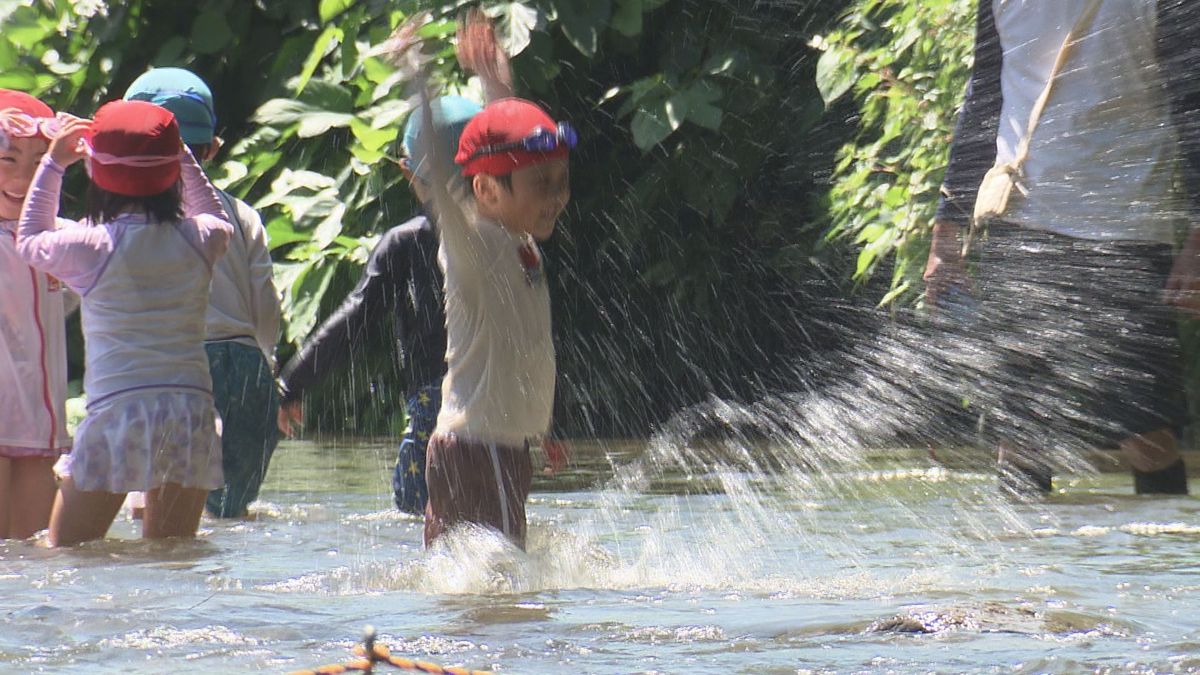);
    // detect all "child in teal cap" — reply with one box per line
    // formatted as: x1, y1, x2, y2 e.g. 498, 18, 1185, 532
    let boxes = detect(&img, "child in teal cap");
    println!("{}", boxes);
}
125, 67, 283, 519
276, 93, 481, 516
